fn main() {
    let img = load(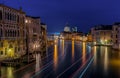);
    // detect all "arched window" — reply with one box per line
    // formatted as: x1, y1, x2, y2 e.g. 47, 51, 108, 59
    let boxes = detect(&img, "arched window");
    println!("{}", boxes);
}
15, 30, 16, 37
0, 25, 2, 37
18, 30, 19, 37
10, 13, 12, 20
5, 30, 7, 37
10, 30, 12, 37
12, 31, 14, 37
0, 10, 2, 20
14, 15, 16, 21
7, 30, 9, 37
7, 13, 9, 20
17, 15, 19, 23
5, 12, 7, 19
